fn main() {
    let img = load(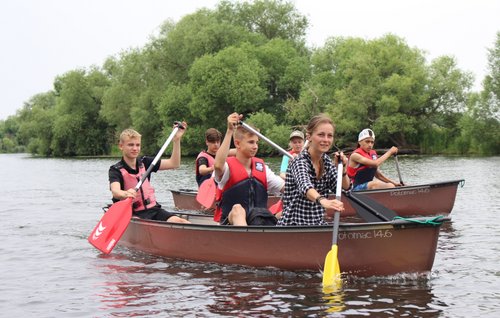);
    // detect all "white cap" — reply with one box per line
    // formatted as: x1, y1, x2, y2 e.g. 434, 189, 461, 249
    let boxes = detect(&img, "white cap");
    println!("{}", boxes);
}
358, 128, 375, 141
289, 130, 304, 140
